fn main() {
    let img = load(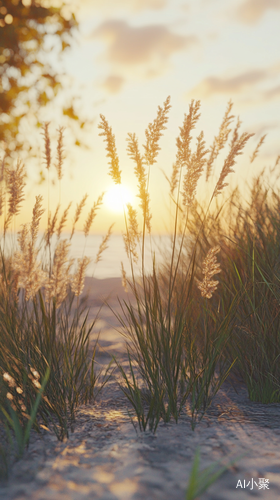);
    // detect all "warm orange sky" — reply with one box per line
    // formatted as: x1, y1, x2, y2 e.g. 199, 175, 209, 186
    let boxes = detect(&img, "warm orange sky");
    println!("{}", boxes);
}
8, 0, 280, 235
